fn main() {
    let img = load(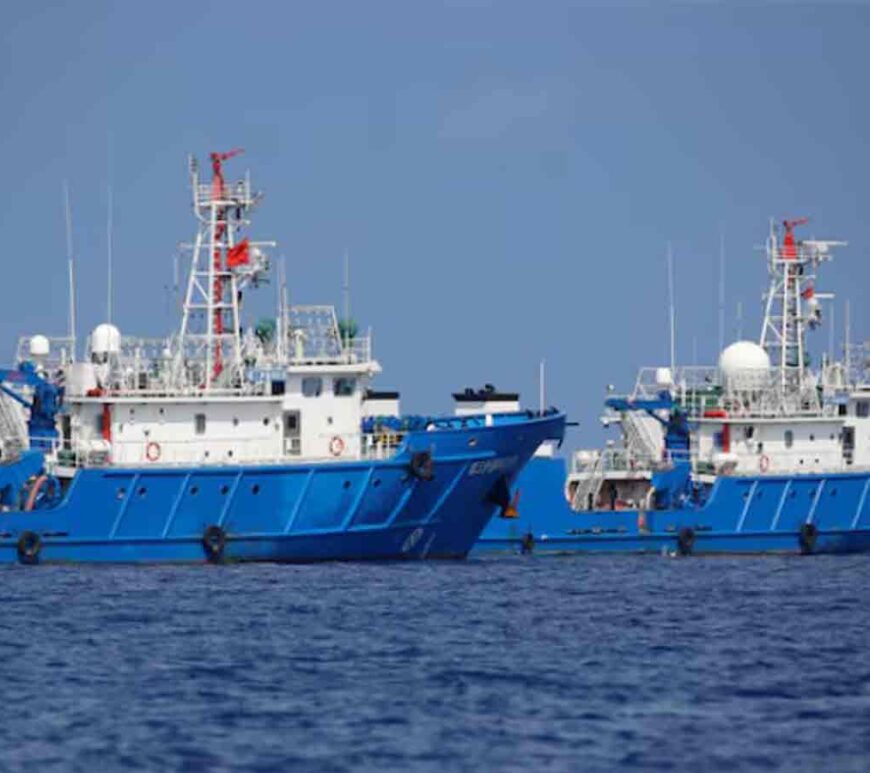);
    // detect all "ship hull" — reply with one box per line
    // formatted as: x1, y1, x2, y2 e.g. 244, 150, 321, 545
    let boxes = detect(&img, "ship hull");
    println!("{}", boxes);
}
0, 413, 564, 564
474, 456, 870, 556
